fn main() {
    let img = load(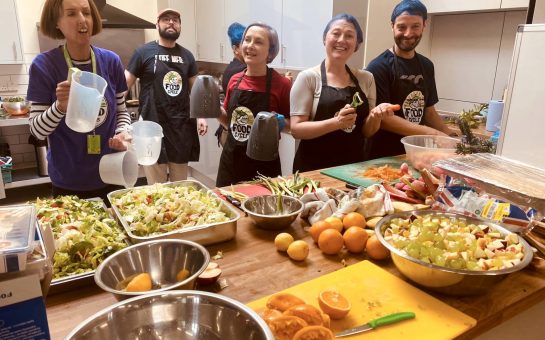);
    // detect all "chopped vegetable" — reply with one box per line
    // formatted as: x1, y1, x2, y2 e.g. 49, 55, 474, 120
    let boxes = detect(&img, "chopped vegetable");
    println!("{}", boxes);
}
110, 183, 230, 237
351, 92, 363, 108
34, 196, 128, 279
249, 172, 320, 197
